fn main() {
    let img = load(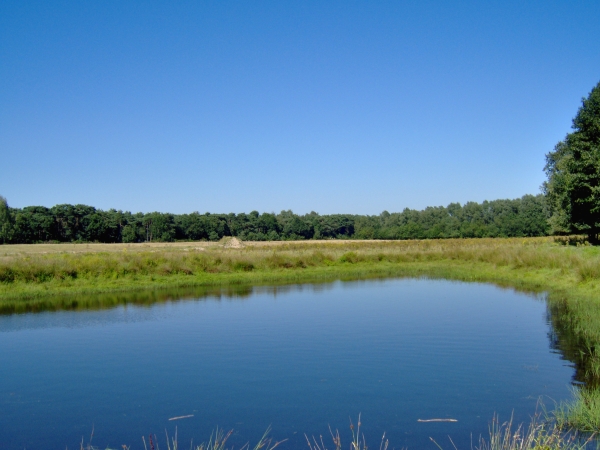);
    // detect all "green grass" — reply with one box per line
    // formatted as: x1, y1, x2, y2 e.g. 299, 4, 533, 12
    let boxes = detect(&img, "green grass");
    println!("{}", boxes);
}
2, 237, 599, 301
473, 413, 593, 450
554, 387, 600, 434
